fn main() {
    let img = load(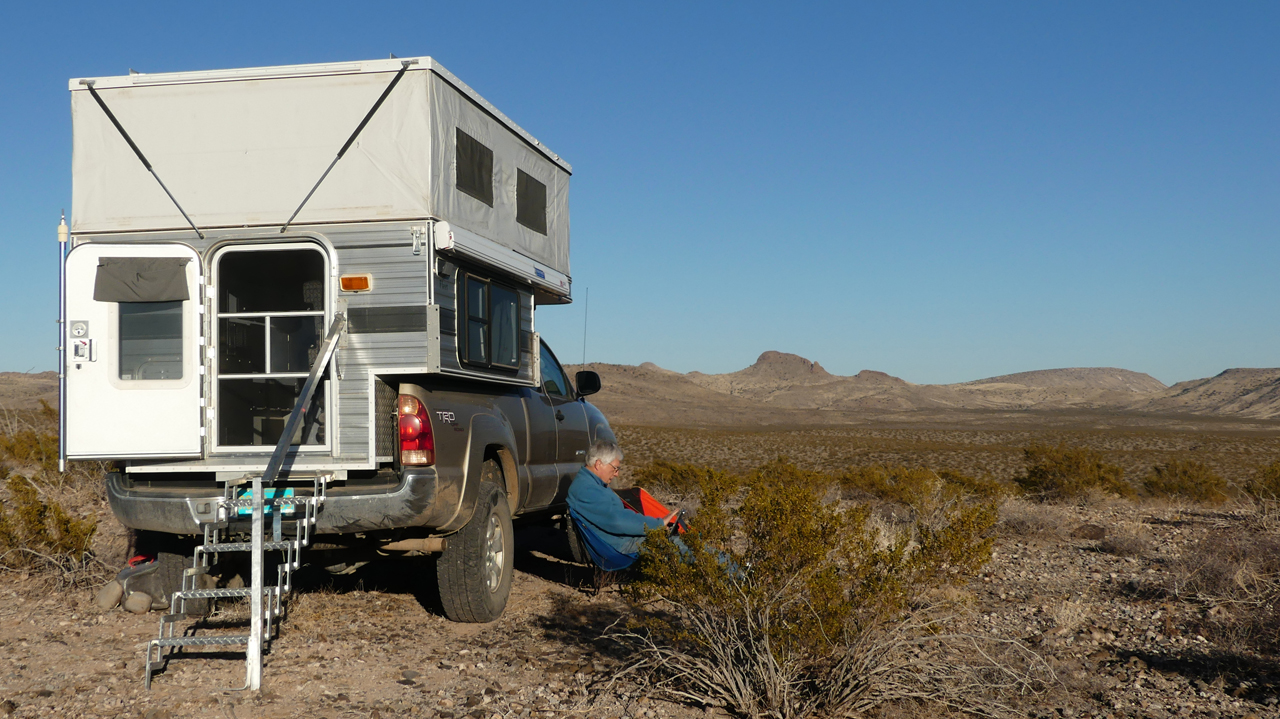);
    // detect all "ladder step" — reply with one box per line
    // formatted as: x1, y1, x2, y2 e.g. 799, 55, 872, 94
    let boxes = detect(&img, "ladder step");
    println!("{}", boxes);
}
143, 472, 327, 690
151, 635, 252, 648
173, 587, 273, 600
222, 497, 317, 508
199, 541, 296, 553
